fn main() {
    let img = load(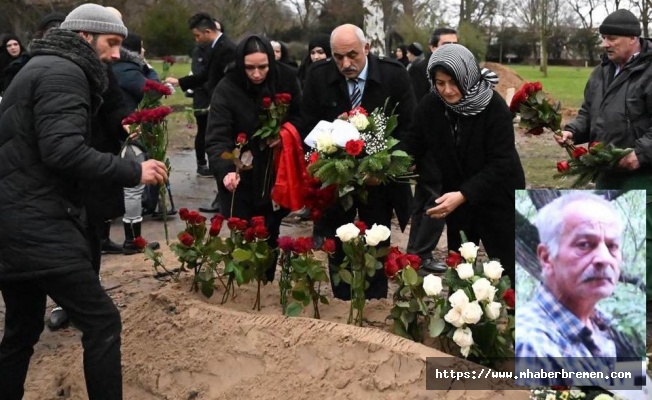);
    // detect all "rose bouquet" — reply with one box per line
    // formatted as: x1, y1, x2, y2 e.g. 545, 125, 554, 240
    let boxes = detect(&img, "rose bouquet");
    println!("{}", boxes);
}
332, 221, 391, 326
252, 93, 292, 141
554, 141, 633, 188
510, 81, 632, 188
301, 153, 338, 221
122, 79, 174, 241
304, 103, 413, 211
142, 208, 228, 297
278, 236, 334, 318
